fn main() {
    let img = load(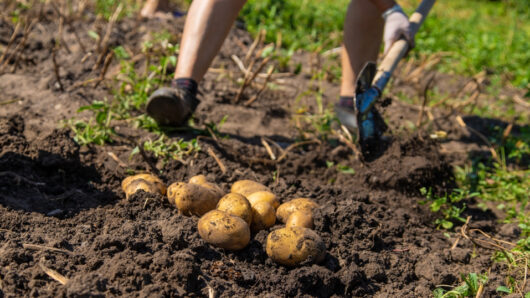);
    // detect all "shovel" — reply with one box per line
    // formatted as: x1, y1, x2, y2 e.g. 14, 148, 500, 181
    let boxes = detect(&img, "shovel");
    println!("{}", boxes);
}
335, 0, 436, 152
